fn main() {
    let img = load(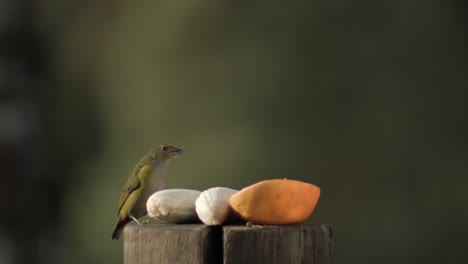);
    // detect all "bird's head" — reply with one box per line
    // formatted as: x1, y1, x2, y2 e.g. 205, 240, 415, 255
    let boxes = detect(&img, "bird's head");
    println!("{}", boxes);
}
150, 144, 183, 160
